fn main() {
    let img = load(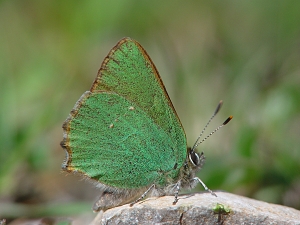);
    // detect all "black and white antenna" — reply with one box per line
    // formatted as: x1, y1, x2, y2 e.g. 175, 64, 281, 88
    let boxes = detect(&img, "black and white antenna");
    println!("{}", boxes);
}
191, 100, 233, 152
